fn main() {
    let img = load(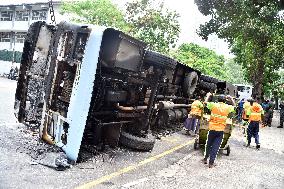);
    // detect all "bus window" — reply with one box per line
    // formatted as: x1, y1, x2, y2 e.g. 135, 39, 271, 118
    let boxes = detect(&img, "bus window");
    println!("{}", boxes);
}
237, 86, 245, 92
